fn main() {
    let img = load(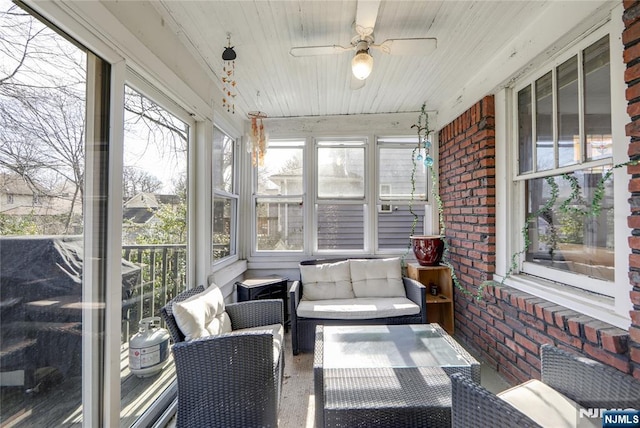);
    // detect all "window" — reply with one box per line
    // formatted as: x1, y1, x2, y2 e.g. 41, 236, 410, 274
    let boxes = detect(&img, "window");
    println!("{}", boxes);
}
515, 34, 614, 294
212, 126, 238, 261
250, 135, 430, 256
121, 83, 192, 425
377, 137, 428, 250
0, 2, 103, 425
254, 140, 304, 252
316, 139, 366, 251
